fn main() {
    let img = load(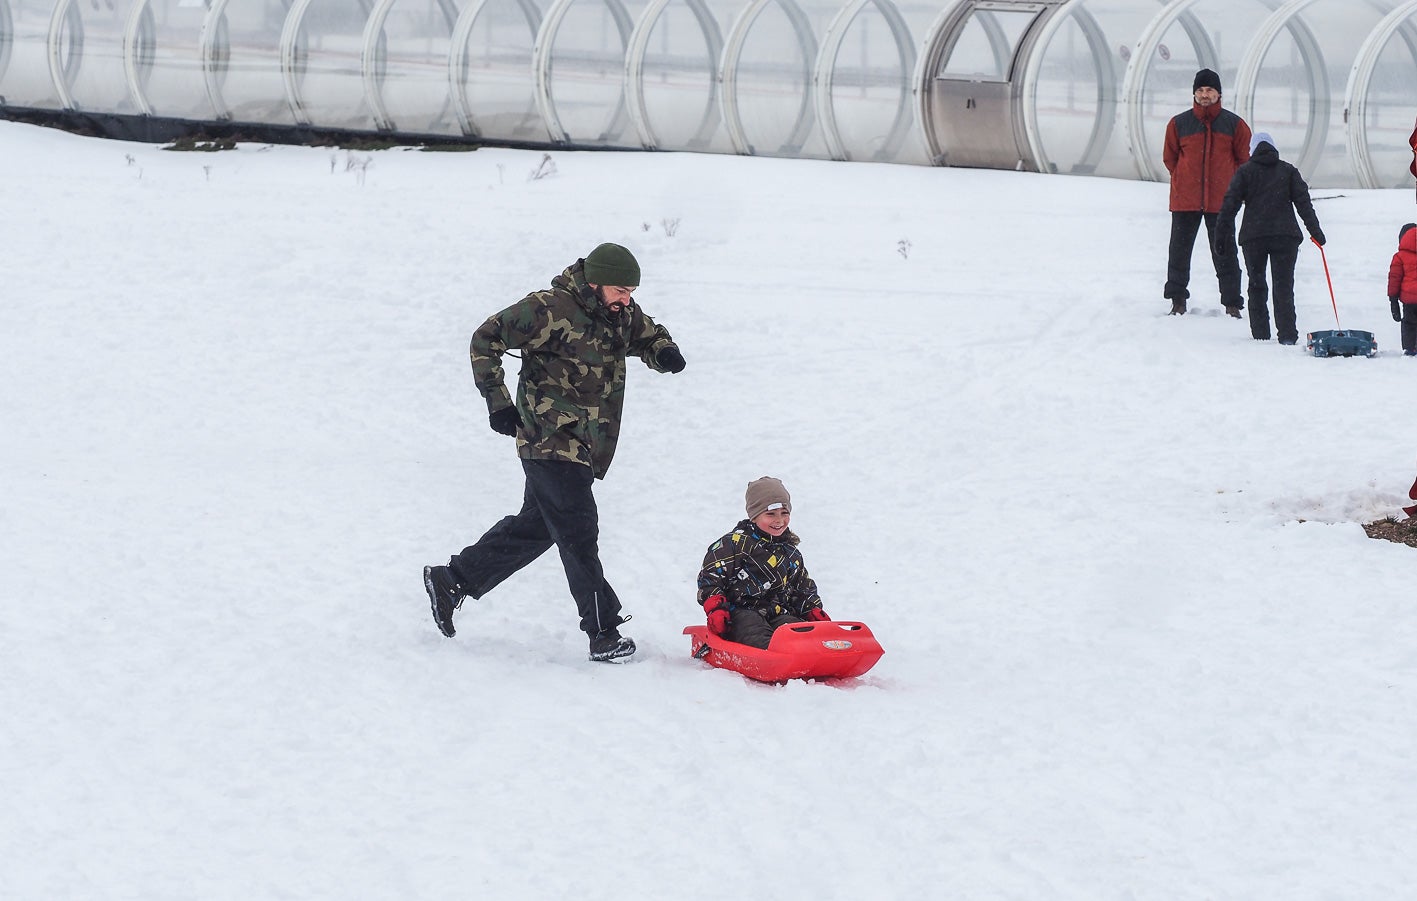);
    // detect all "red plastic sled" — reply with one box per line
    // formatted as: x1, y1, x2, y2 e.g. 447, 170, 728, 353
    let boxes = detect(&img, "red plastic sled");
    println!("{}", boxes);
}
682, 621, 884, 683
